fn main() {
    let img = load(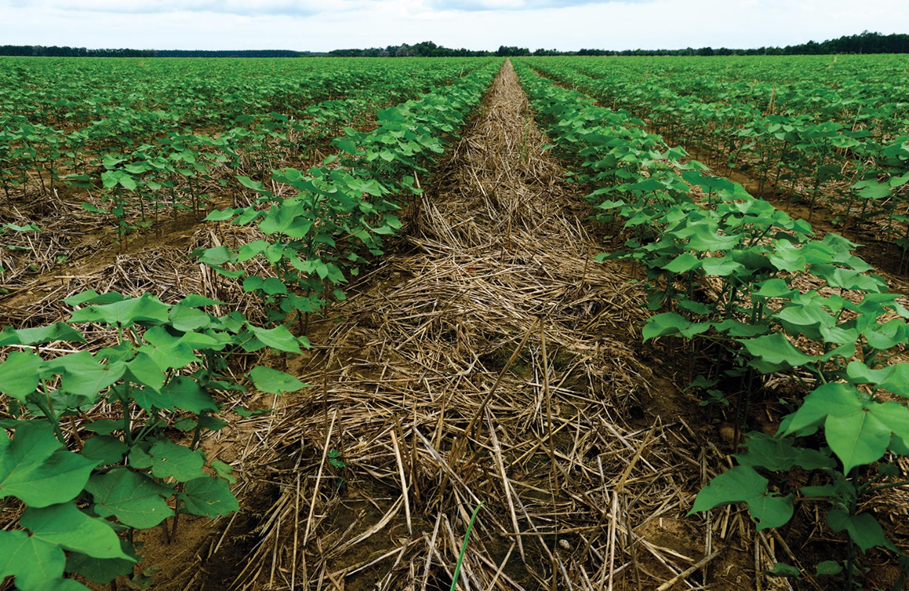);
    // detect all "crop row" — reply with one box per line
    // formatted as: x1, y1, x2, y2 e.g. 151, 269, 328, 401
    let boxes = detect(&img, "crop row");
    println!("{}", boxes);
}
528, 57, 909, 265
0, 57, 486, 130
0, 59, 493, 252
0, 60, 501, 590
514, 58, 909, 587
